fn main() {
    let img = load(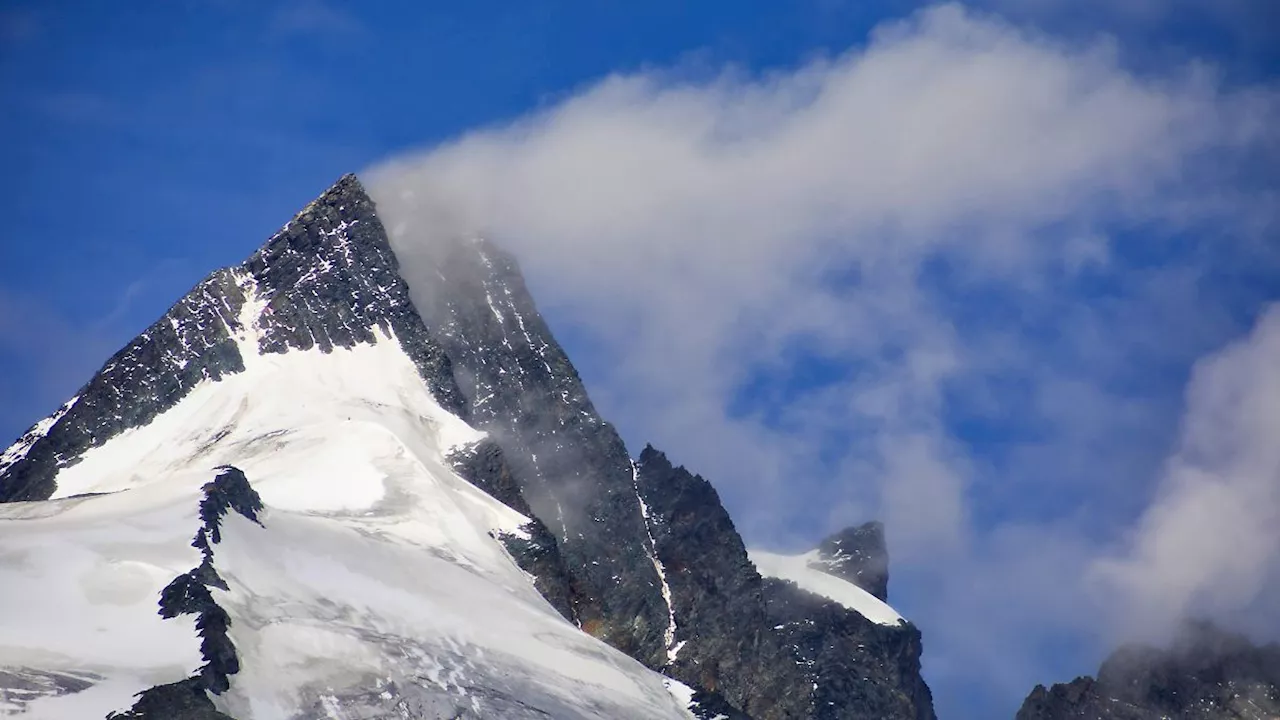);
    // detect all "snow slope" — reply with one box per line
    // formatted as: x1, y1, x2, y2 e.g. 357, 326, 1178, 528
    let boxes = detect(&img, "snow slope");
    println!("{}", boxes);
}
749, 549, 906, 626
0, 330, 696, 718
